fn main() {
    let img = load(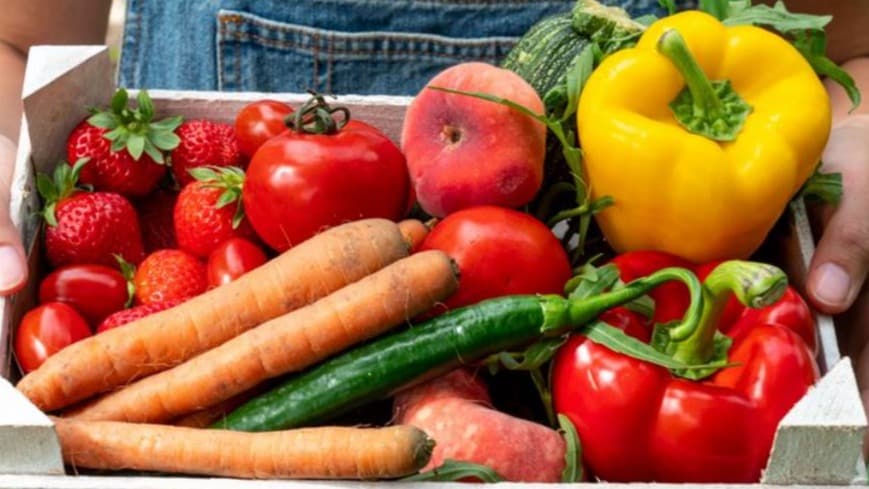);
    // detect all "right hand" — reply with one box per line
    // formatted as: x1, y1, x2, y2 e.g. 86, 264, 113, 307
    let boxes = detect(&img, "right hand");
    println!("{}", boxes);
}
0, 133, 26, 295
